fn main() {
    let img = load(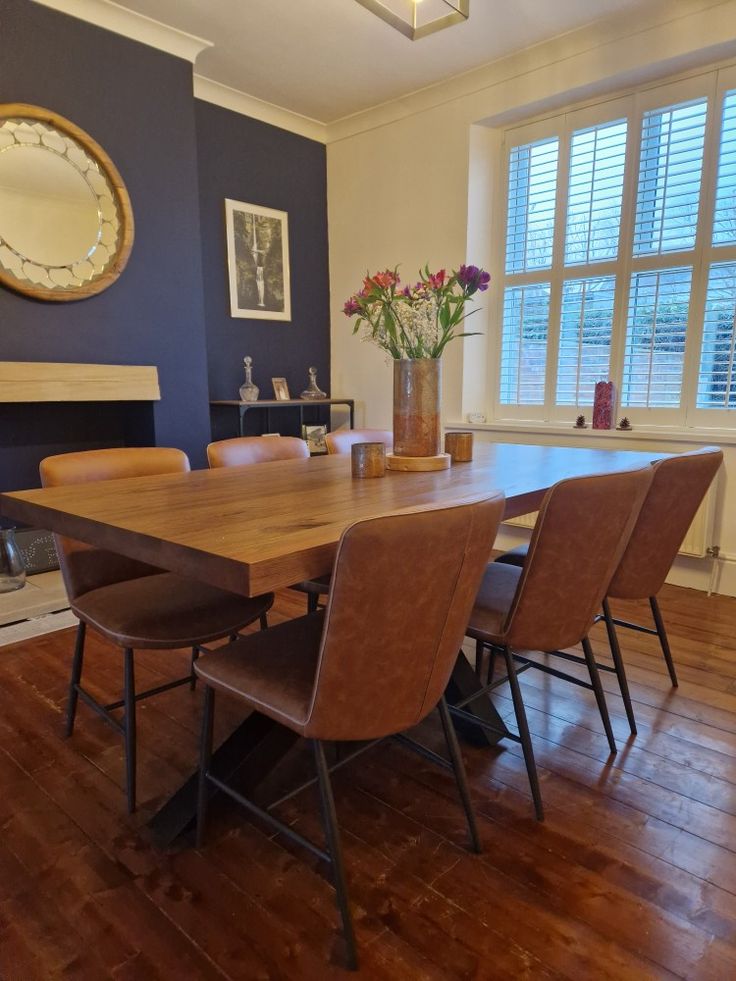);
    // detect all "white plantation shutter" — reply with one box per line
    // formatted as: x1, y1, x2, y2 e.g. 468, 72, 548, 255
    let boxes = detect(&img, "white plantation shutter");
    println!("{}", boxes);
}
556, 277, 615, 405
622, 268, 691, 407
500, 285, 549, 404
711, 90, 736, 246
505, 139, 559, 273
565, 120, 627, 265
633, 99, 707, 256
696, 88, 736, 413
697, 262, 736, 408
